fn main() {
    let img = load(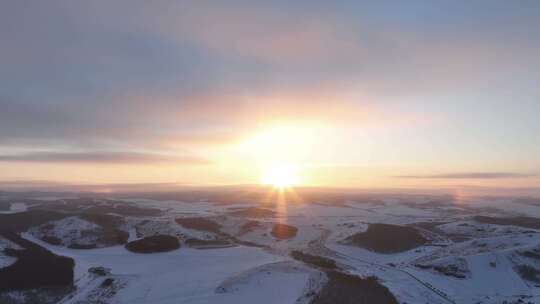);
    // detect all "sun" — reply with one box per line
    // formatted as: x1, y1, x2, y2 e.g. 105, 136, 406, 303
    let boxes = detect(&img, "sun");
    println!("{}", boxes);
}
261, 165, 300, 189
